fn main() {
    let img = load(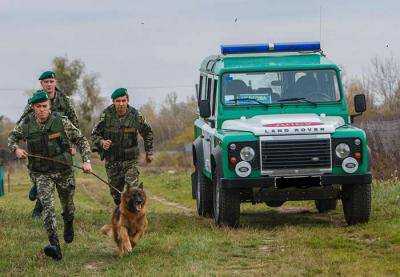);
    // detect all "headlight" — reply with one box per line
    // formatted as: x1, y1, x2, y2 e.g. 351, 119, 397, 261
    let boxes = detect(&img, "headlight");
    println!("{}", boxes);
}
235, 161, 252, 177
342, 157, 359, 173
335, 143, 350, 159
240, 146, 255, 161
